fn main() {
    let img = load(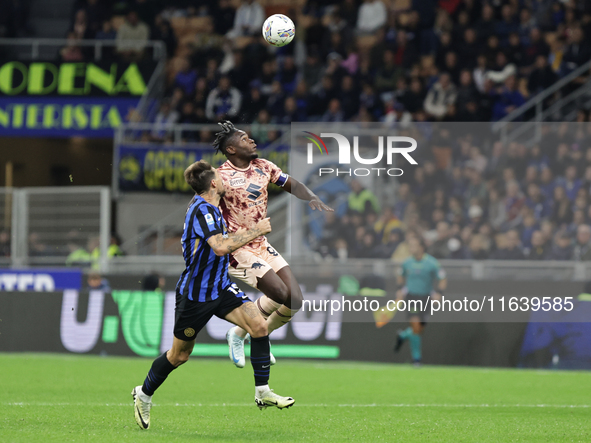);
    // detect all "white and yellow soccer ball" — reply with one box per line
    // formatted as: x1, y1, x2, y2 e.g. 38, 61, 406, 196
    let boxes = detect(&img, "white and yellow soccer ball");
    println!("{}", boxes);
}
262, 14, 295, 47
